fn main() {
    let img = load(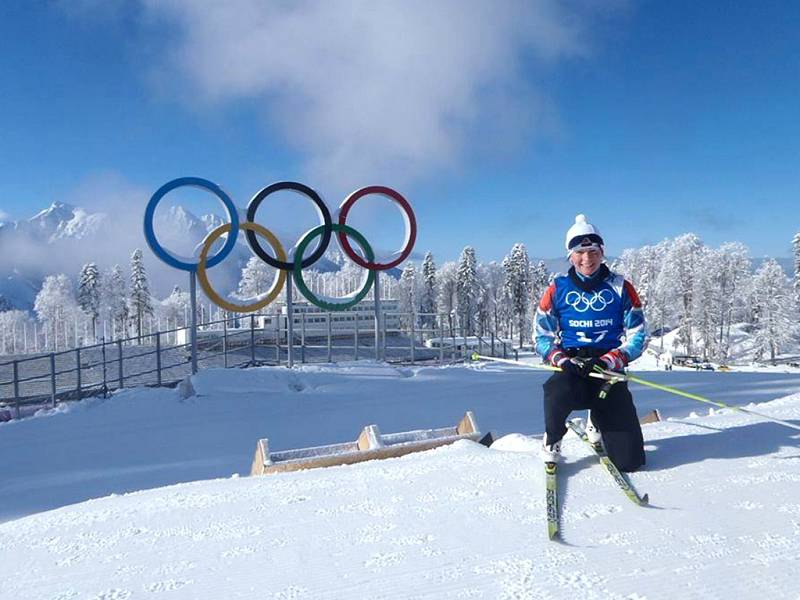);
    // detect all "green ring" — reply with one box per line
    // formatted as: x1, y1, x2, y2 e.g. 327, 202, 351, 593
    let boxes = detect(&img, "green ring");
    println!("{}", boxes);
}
293, 223, 376, 311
